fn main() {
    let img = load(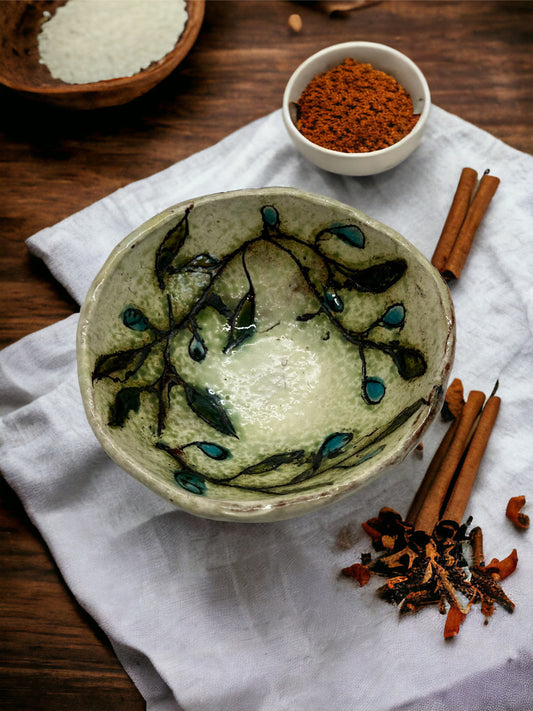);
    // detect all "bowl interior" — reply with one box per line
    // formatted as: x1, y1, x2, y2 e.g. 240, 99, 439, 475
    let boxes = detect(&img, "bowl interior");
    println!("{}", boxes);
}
0, 0, 204, 107
77, 188, 454, 521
